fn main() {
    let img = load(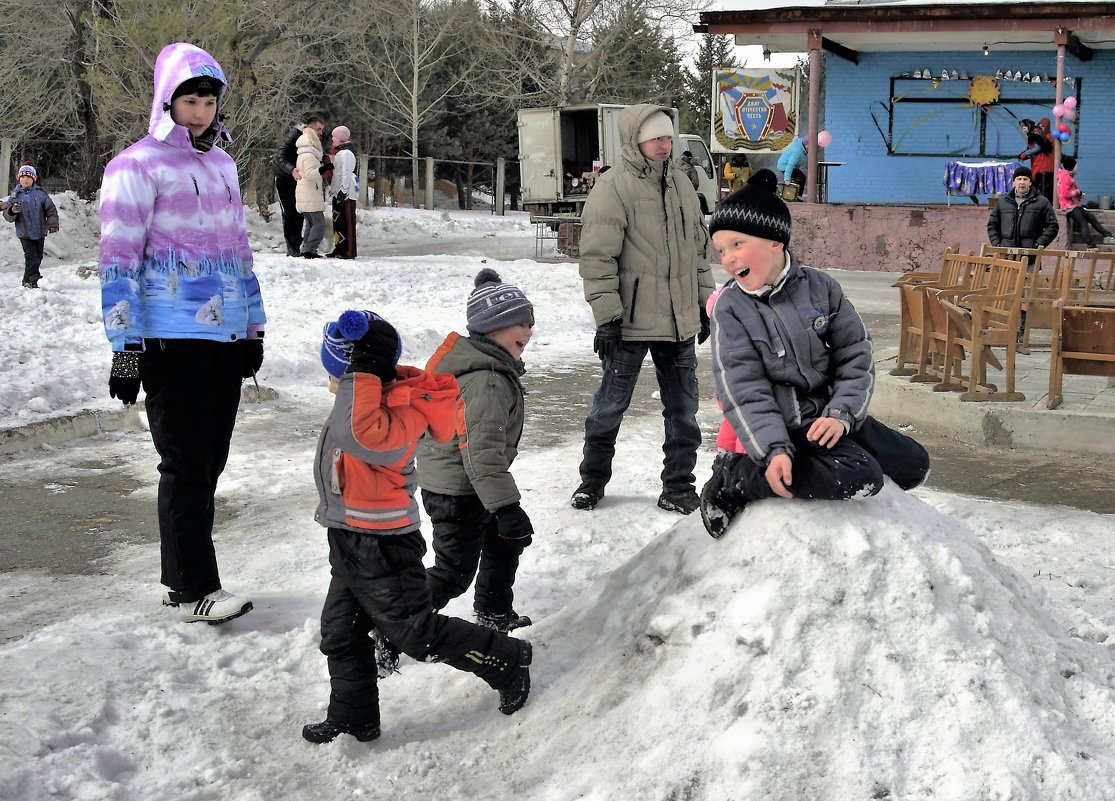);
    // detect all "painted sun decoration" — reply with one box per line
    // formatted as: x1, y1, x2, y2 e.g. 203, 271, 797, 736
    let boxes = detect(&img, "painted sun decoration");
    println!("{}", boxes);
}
968, 75, 1001, 107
